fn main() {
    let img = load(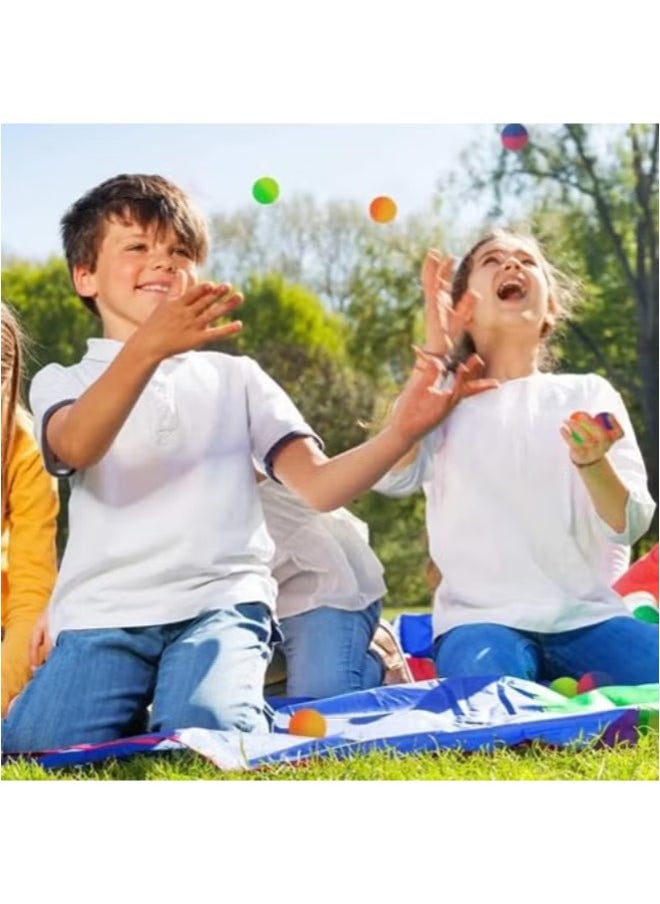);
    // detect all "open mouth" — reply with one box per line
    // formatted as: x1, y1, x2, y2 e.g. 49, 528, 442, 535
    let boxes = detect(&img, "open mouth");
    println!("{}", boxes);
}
496, 280, 526, 301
